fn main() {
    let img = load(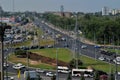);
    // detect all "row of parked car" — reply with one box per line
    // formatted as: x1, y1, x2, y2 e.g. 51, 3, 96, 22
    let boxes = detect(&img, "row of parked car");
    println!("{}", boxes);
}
14, 45, 54, 51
